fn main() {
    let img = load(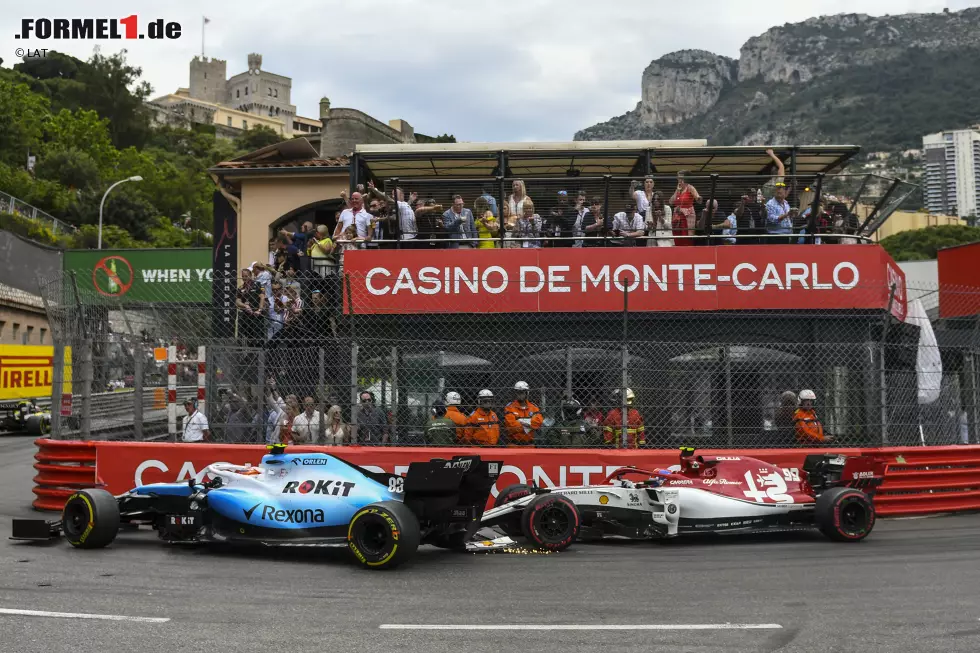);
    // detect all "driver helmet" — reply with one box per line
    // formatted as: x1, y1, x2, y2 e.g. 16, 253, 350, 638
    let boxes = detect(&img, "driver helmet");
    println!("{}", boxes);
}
445, 391, 461, 406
